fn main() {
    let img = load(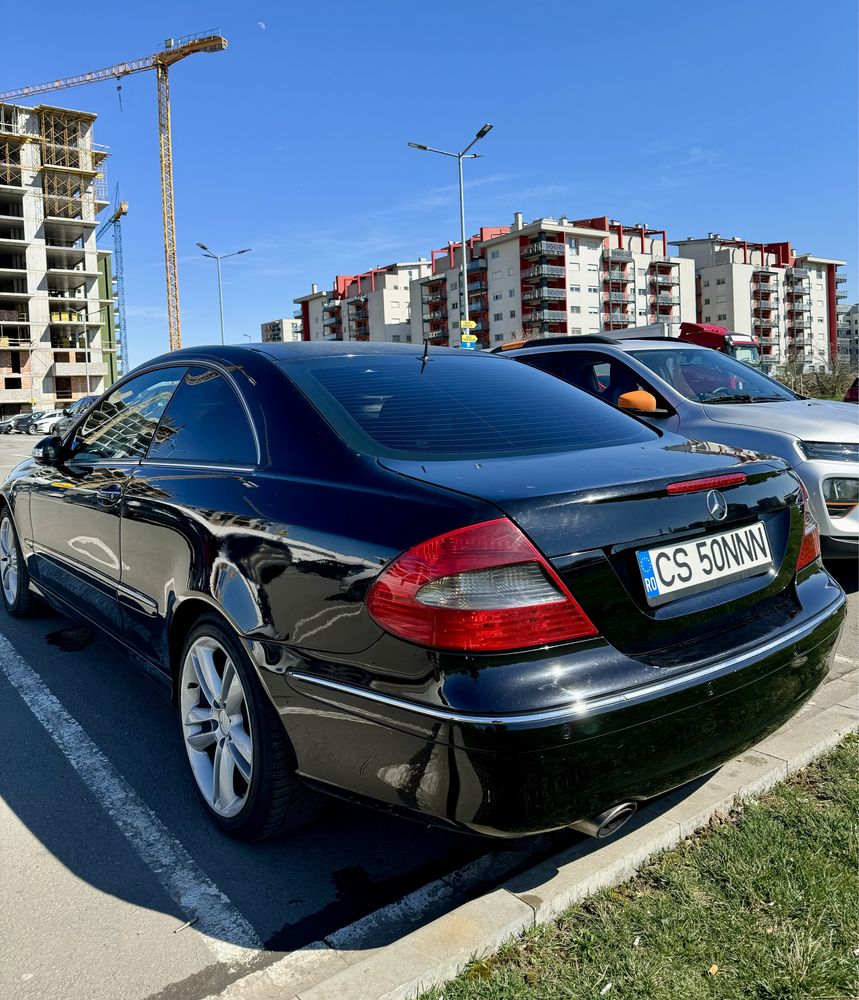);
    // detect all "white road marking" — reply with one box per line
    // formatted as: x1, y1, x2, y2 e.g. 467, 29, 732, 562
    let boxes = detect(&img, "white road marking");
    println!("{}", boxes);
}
0, 631, 262, 964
